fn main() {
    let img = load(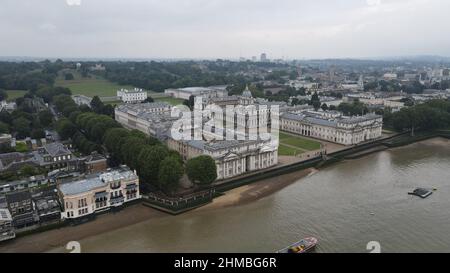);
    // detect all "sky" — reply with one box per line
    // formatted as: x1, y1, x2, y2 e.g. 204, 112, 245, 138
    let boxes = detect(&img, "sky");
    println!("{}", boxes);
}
1, 0, 450, 59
